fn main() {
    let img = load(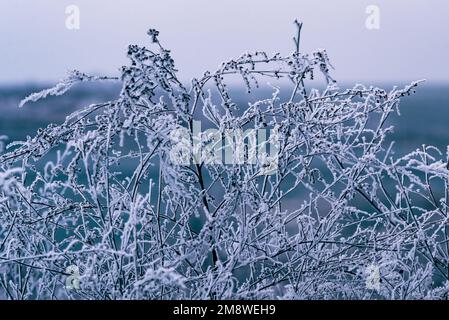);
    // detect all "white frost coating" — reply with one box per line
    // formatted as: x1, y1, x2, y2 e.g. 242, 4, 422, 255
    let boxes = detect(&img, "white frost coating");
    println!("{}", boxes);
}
0, 23, 447, 300
19, 70, 118, 108
0, 168, 22, 195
